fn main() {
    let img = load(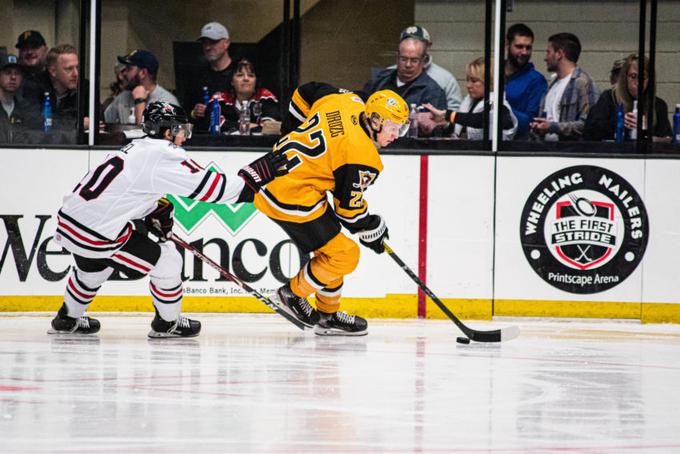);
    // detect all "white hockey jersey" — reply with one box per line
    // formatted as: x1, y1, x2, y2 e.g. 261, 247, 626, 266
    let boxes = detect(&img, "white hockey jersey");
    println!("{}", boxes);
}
55, 137, 245, 258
